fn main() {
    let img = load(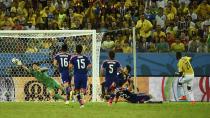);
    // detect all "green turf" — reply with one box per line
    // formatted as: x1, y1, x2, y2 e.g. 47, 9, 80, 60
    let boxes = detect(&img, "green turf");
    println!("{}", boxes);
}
0, 102, 209, 118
